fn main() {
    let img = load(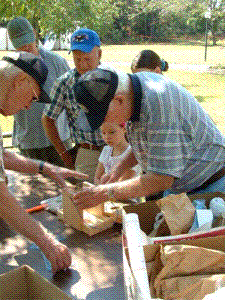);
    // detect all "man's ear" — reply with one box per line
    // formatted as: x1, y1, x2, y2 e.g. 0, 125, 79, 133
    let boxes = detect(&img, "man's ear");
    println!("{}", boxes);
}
98, 48, 102, 60
113, 94, 125, 106
14, 72, 28, 90
154, 66, 162, 74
